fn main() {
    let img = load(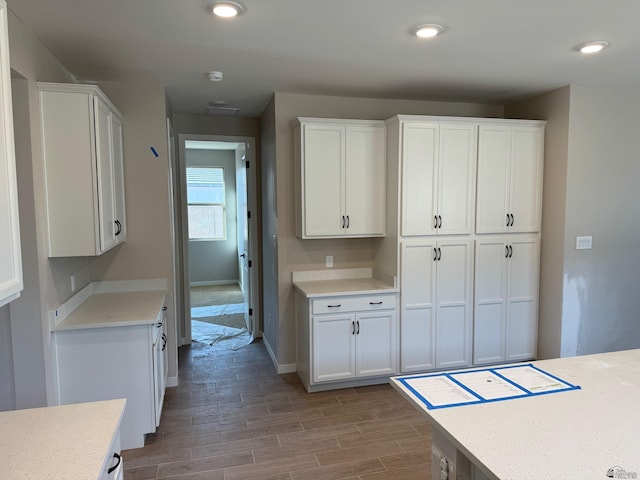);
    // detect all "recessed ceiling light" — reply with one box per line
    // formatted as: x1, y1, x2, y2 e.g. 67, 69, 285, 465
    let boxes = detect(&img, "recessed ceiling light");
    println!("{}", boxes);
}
577, 41, 609, 54
412, 24, 444, 38
208, 1, 247, 17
